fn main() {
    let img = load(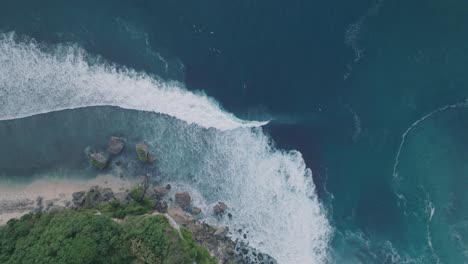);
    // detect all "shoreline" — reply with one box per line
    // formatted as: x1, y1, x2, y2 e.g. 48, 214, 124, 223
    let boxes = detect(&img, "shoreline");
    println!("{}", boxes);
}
0, 175, 277, 263
0, 174, 135, 224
